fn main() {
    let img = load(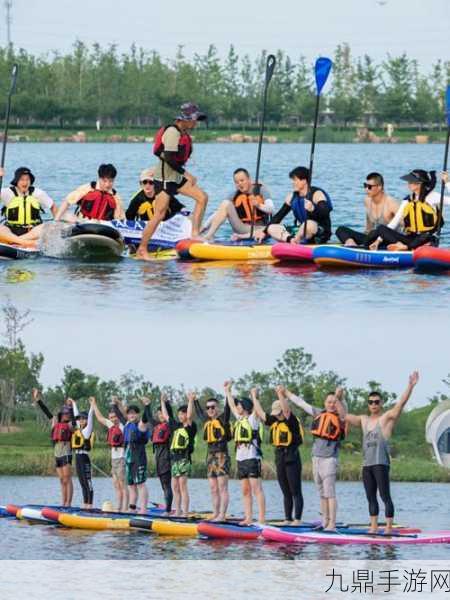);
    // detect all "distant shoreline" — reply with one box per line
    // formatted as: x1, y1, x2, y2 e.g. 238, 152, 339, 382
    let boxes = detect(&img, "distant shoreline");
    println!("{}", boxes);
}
3, 127, 447, 145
